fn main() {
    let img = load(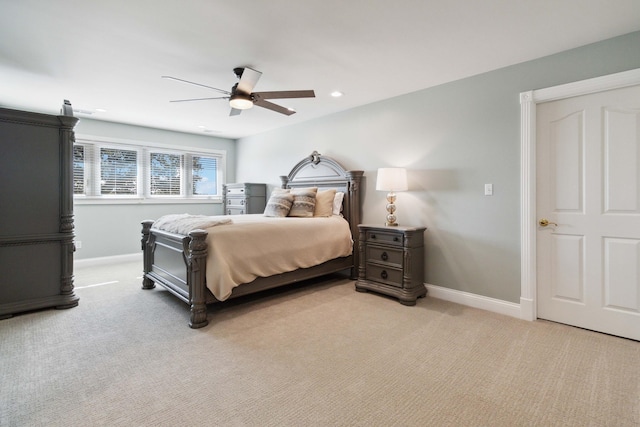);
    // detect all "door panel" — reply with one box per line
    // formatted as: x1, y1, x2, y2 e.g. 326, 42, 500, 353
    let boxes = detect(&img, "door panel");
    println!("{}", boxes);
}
550, 234, 584, 302
603, 238, 639, 312
604, 108, 640, 213
551, 111, 584, 212
537, 84, 640, 341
